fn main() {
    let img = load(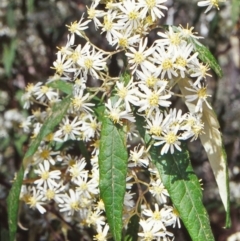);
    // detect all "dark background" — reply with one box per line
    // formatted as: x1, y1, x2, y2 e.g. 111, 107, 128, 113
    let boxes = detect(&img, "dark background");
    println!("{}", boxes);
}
0, 0, 239, 240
